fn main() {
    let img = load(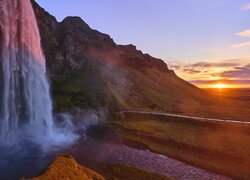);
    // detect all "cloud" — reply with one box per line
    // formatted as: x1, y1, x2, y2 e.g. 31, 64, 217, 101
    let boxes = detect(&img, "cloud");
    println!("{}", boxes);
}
234, 29, 250, 48
169, 64, 181, 70
236, 29, 250, 37
168, 60, 241, 74
232, 41, 250, 48
168, 58, 250, 82
183, 69, 202, 74
189, 80, 250, 87
189, 62, 239, 68
220, 65, 250, 79
190, 79, 250, 84
241, 3, 250, 10
245, 64, 250, 68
